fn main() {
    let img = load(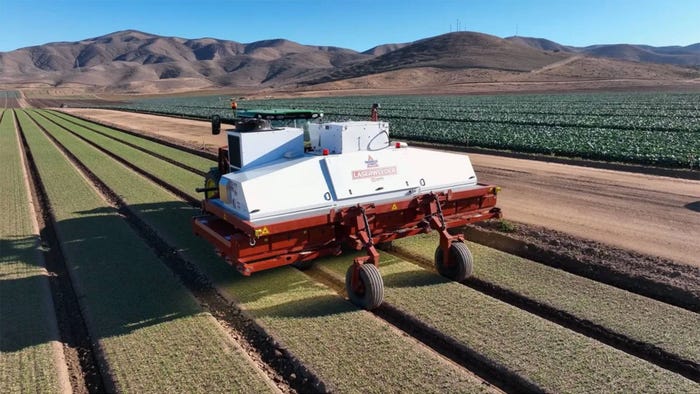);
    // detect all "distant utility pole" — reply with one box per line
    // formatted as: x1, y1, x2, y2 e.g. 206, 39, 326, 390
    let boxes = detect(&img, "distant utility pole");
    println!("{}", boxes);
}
515, 24, 519, 37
